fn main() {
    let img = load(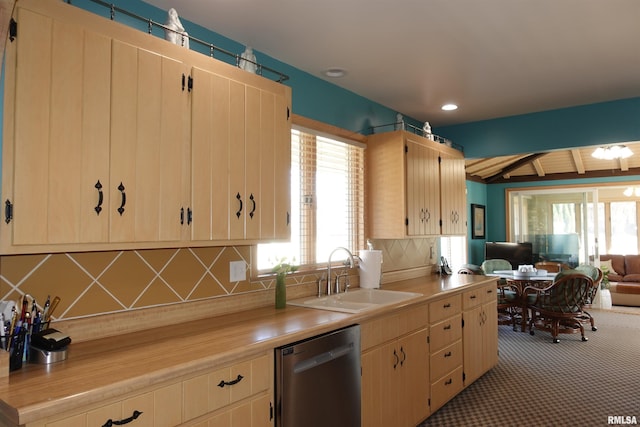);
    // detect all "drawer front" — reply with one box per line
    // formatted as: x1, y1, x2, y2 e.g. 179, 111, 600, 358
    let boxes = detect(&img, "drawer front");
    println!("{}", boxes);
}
464, 283, 498, 309
429, 294, 461, 323
430, 366, 463, 412
462, 288, 483, 310
360, 304, 428, 351
481, 283, 498, 304
429, 314, 462, 352
430, 339, 462, 381
183, 353, 271, 421
44, 382, 181, 427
